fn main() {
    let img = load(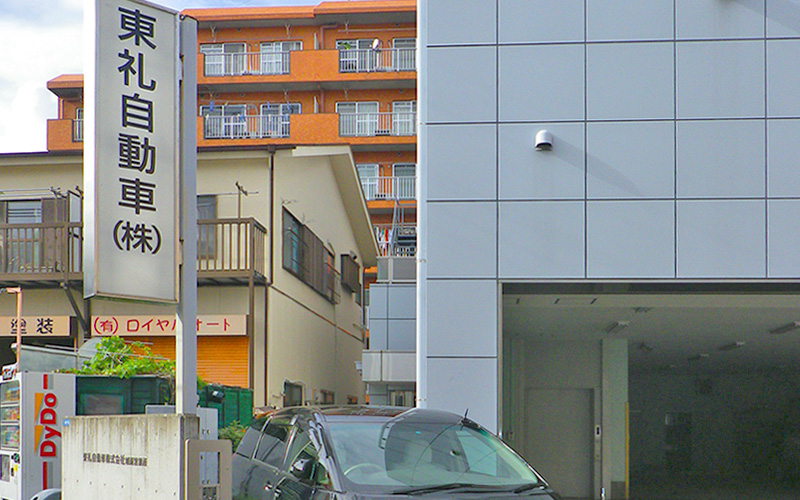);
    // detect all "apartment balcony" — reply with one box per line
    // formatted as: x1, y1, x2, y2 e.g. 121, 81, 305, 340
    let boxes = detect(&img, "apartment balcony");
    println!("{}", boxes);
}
196, 112, 416, 150
202, 51, 291, 77
338, 48, 416, 73
197, 49, 415, 92
360, 176, 415, 201
0, 219, 268, 288
46, 119, 83, 152
374, 224, 416, 259
339, 112, 416, 138
0, 222, 82, 287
